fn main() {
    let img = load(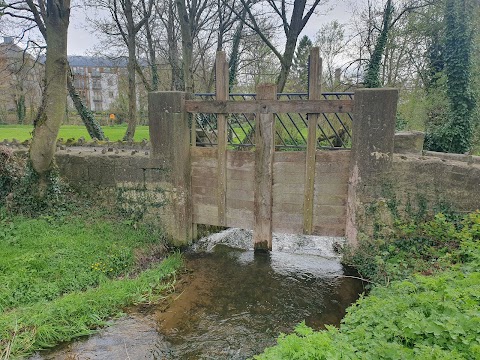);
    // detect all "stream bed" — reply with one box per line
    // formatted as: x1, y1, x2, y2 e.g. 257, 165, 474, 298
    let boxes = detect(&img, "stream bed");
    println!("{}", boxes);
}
31, 230, 365, 359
